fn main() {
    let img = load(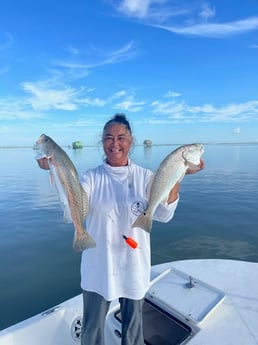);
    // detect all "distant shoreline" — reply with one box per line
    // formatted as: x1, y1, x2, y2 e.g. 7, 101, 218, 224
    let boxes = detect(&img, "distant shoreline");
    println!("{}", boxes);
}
0, 142, 258, 149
